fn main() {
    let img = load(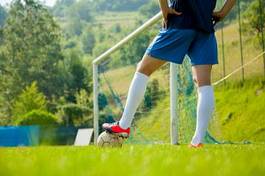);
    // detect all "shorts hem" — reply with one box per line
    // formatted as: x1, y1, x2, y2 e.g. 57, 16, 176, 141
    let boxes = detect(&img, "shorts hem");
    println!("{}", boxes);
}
145, 51, 183, 65
191, 62, 219, 66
